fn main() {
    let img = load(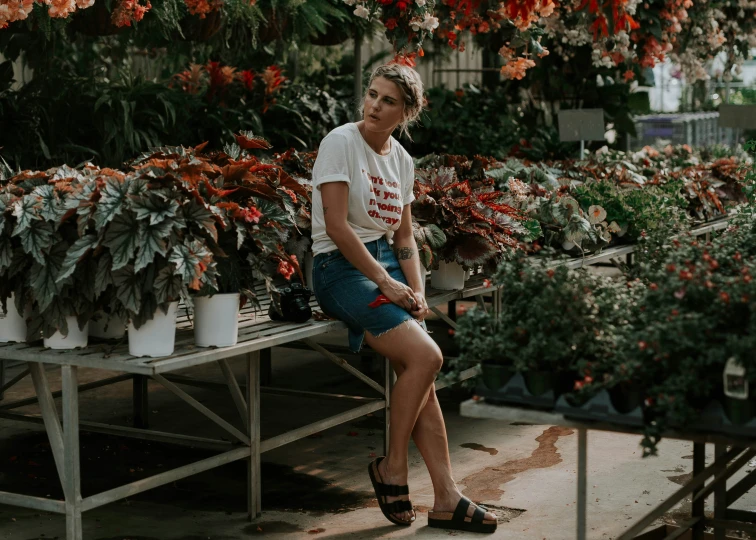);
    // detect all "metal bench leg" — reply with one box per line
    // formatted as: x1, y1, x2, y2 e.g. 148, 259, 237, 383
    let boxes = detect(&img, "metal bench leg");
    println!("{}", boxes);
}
133, 375, 149, 429
384, 355, 395, 457
0, 360, 5, 401
62, 365, 83, 540
577, 428, 587, 540
692, 442, 706, 540
714, 444, 727, 540
247, 350, 261, 520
